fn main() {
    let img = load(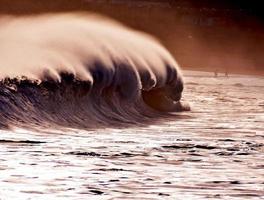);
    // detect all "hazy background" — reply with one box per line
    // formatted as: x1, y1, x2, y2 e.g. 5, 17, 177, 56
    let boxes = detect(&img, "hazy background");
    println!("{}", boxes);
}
1, 0, 264, 75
